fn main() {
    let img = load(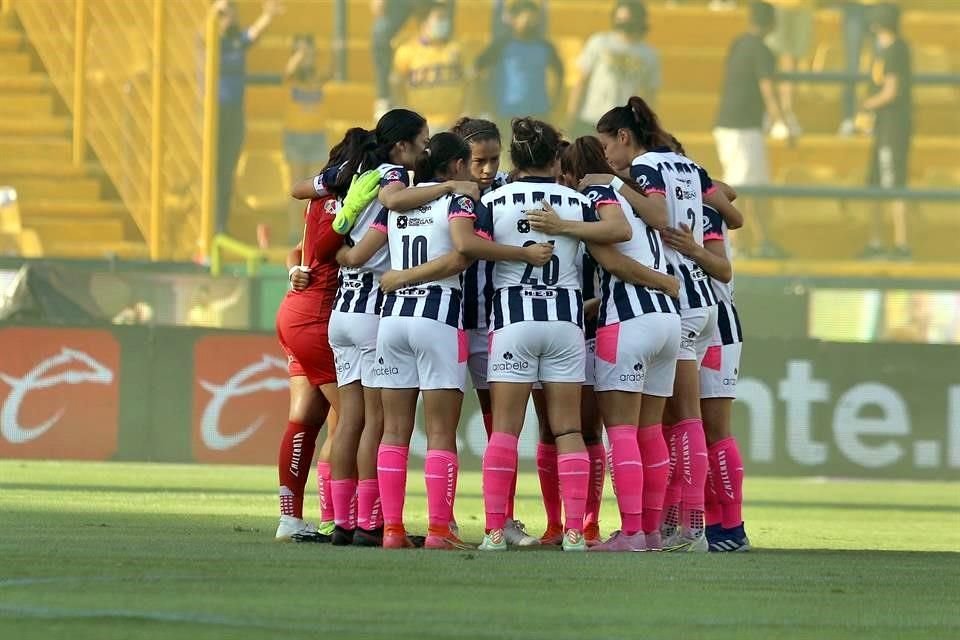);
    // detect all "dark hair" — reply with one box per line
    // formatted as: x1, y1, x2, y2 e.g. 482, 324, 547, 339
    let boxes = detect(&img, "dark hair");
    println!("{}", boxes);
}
560, 136, 643, 194
750, 1, 775, 30
596, 96, 672, 151
413, 132, 470, 184
326, 108, 426, 197
870, 3, 900, 34
612, 1, 648, 36
510, 117, 561, 171
451, 117, 501, 145
669, 134, 686, 156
